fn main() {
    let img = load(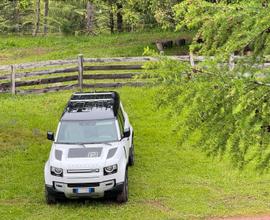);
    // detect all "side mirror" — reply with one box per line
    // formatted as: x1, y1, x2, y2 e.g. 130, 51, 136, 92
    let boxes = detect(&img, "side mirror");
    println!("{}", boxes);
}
47, 131, 54, 141
123, 128, 131, 138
